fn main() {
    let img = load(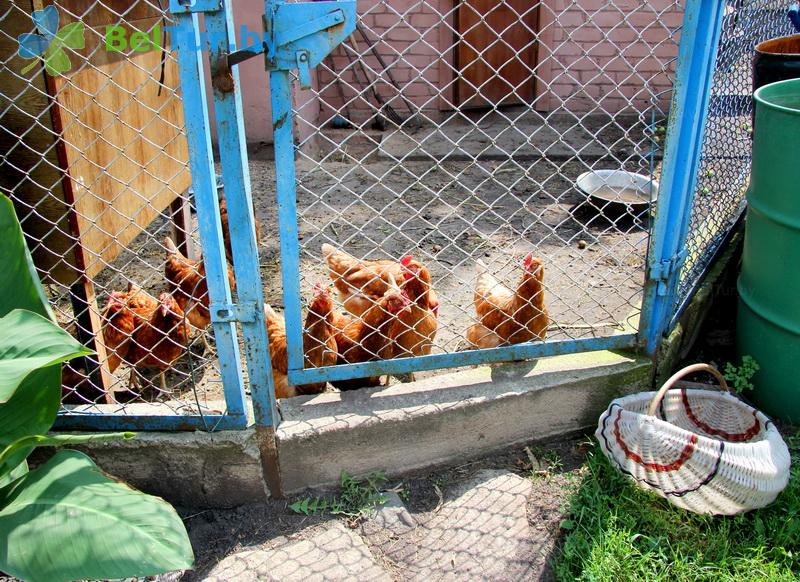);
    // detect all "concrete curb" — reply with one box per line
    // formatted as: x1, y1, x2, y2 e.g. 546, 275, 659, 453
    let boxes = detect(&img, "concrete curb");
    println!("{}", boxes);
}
276, 350, 651, 493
